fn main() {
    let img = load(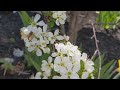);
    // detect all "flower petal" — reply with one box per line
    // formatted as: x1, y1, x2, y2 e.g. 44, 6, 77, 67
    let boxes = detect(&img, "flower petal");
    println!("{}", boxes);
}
59, 18, 65, 24
34, 14, 41, 23
43, 24, 47, 32
48, 56, 52, 63
28, 46, 35, 52
55, 19, 60, 26
54, 29, 59, 36
56, 36, 64, 40
36, 49, 42, 56
52, 13, 57, 18
37, 20, 45, 26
